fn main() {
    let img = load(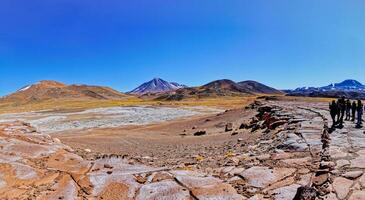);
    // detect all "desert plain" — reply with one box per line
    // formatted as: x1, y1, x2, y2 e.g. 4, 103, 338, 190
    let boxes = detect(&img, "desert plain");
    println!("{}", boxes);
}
0, 96, 365, 200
